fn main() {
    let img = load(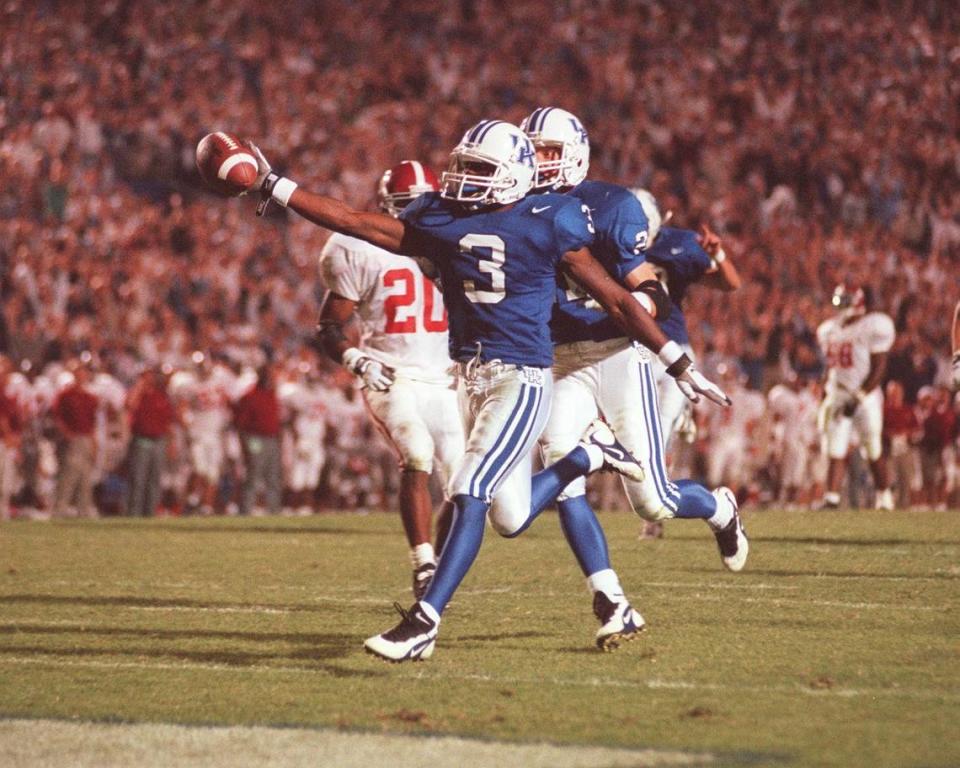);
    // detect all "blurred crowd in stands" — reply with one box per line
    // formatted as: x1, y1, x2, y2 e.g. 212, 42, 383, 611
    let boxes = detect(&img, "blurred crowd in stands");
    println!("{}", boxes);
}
1, 0, 958, 518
